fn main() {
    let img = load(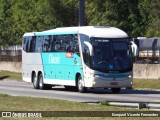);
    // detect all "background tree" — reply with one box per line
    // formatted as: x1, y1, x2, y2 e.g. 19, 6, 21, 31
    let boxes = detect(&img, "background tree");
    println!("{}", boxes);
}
0, 0, 160, 45
86, 0, 145, 37
48, 0, 78, 27
0, 0, 14, 45
139, 0, 160, 37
